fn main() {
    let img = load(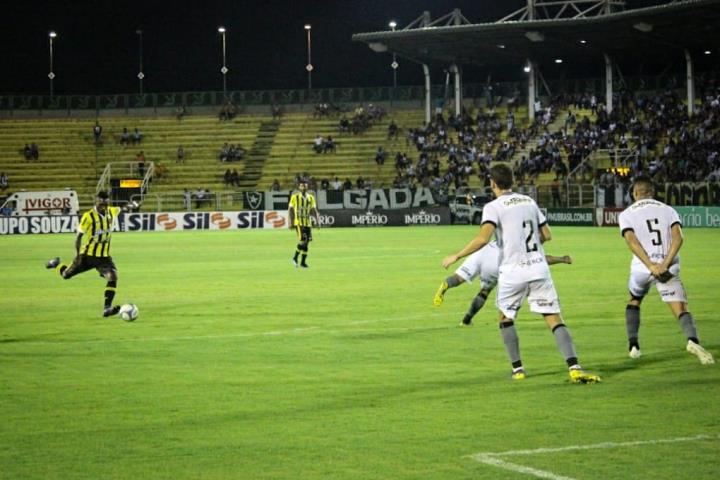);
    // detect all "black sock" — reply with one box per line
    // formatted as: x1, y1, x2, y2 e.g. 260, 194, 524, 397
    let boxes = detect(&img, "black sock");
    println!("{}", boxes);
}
466, 292, 488, 320
446, 275, 461, 288
678, 312, 699, 344
104, 281, 117, 308
626, 305, 641, 349
301, 253, 308, 265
